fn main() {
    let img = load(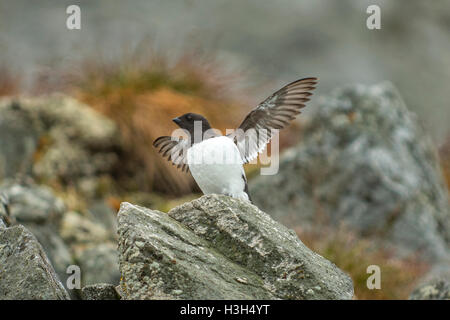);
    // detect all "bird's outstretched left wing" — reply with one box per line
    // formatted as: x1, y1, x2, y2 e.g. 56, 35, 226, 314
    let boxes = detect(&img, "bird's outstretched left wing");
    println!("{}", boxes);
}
229, 77, 317, 163
153, 136, 190, 172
